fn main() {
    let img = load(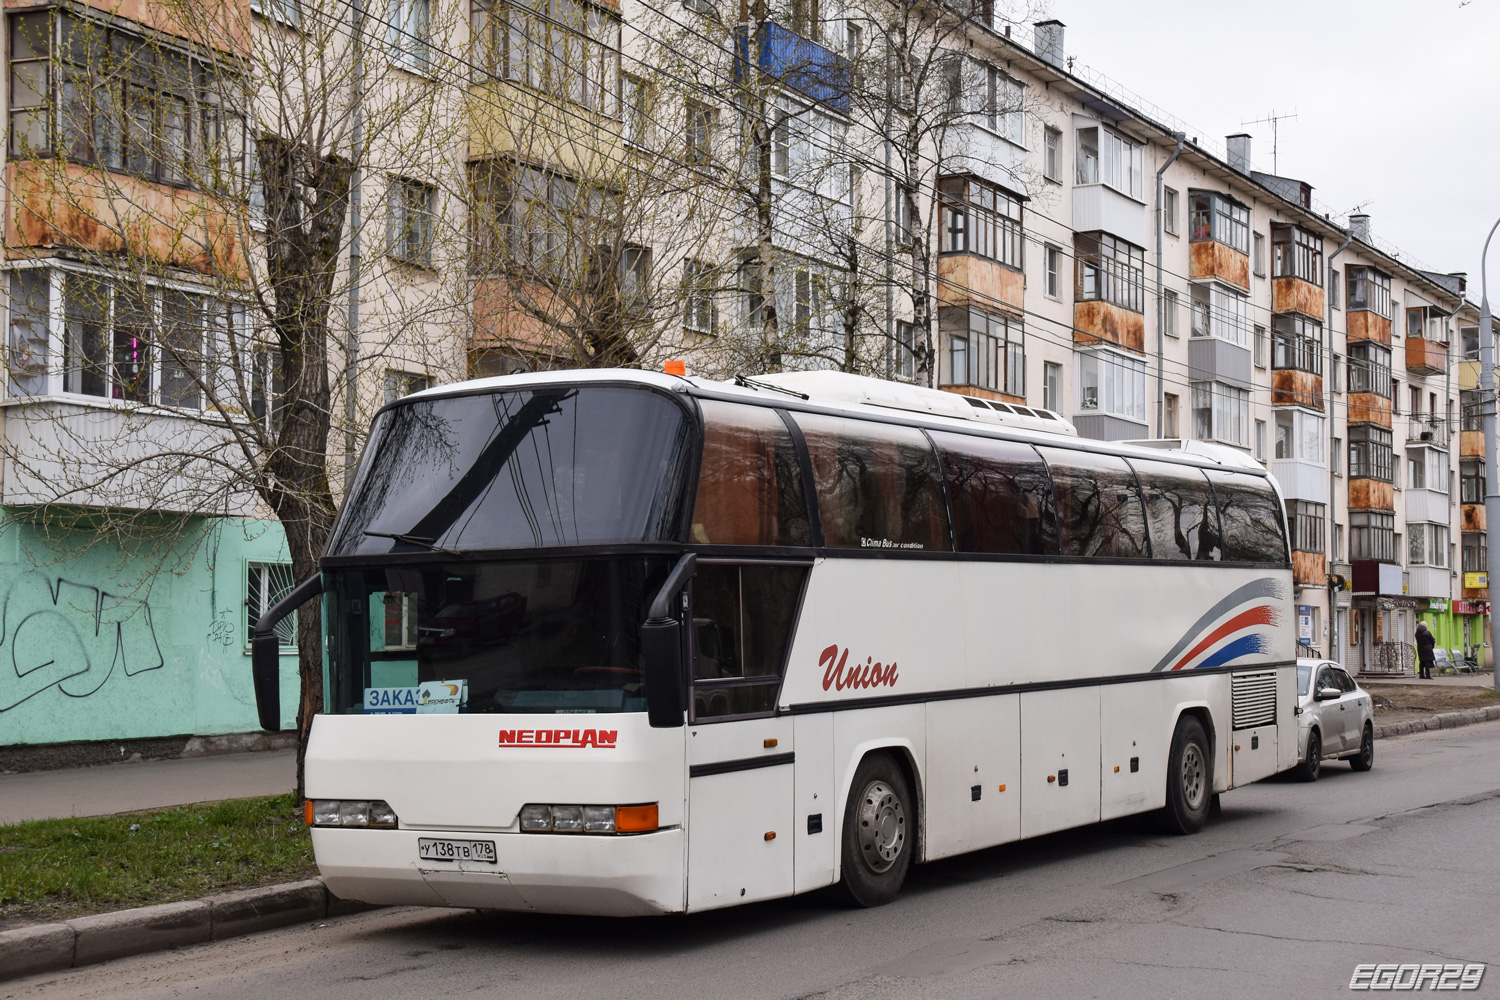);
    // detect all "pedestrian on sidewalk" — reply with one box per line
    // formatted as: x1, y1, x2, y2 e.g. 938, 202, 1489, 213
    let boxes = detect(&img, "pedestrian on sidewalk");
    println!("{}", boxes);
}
1416, 621, 1436, 680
